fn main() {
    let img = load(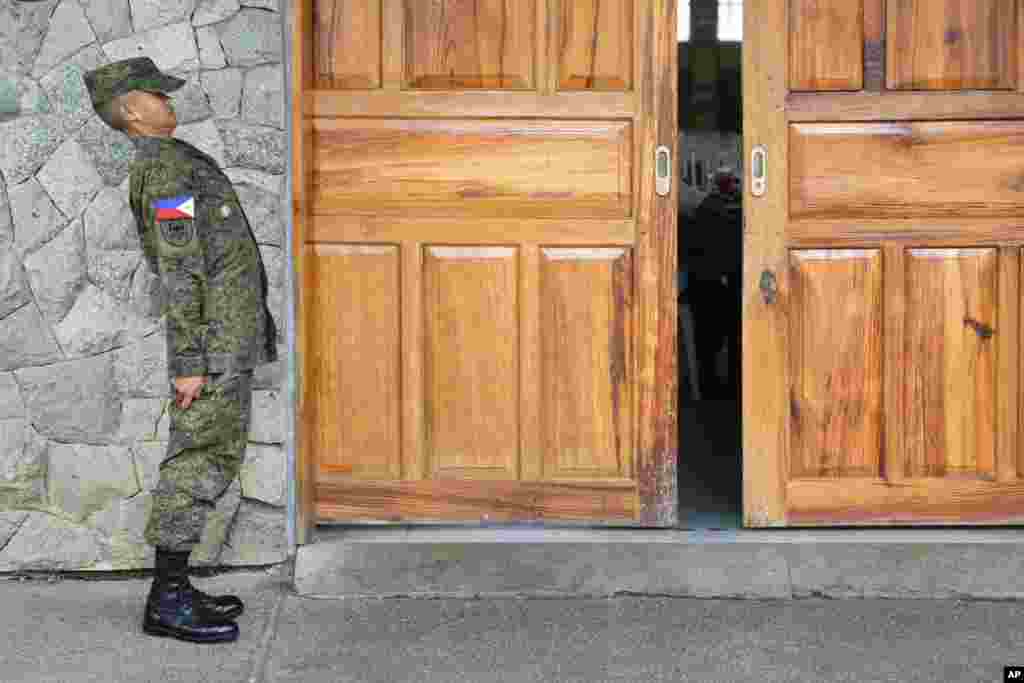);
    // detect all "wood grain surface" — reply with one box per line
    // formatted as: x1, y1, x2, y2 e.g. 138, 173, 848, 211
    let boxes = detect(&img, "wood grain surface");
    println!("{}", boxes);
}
789, 0, 864, 91
887, 0, 1018, 90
